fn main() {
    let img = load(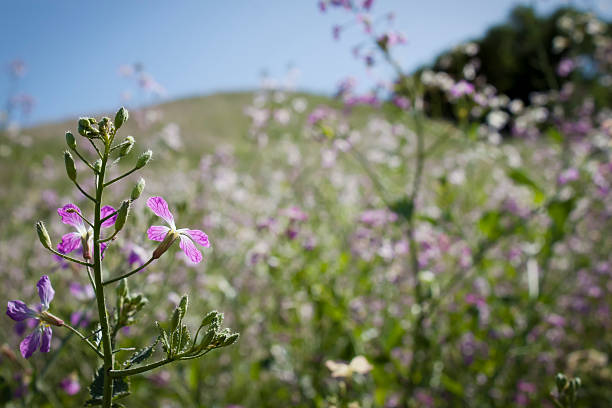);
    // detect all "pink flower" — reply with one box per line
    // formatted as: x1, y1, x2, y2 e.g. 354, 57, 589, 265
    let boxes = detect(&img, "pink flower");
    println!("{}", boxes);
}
59, 374, 80, 395
6, 276, 62, 358
146, 196, 210, 264
57, 203, 116, 259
